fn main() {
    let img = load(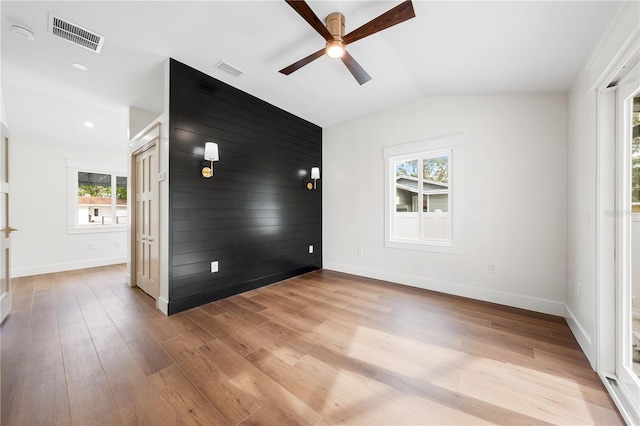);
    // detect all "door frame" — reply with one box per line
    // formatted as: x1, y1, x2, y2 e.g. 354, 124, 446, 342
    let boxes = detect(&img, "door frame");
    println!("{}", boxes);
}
0, 122, 11, 324
128, 123, 161, 302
